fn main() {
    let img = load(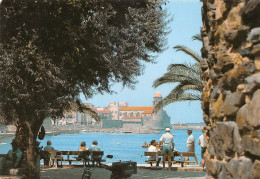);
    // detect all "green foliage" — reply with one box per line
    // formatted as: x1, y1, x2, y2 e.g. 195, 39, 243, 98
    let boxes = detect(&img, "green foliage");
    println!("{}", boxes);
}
0, 0, 168, 123
153, 35, 202, 113
0, 1, 168, 177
